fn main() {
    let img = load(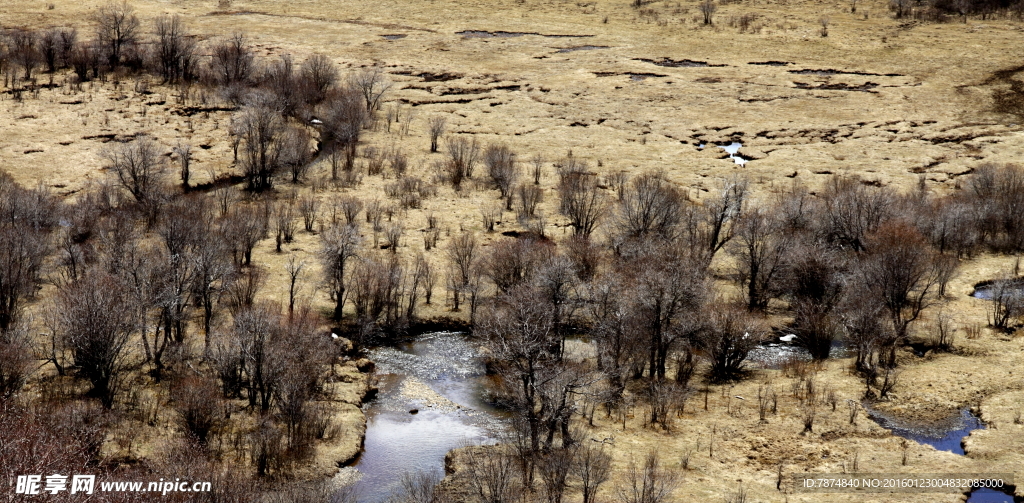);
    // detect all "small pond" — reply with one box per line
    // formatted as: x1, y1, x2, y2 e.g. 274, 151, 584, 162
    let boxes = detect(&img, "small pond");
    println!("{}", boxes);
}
719, 142, 751, 166
346, 332, 505, 503
866, 407, 984, 455
971, 278, 1024, 300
